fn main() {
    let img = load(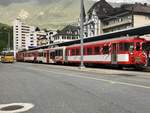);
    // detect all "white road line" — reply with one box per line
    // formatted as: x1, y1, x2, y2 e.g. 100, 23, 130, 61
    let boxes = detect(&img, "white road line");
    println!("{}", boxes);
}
50, 70, 150, 89
14, 65, 150, 90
